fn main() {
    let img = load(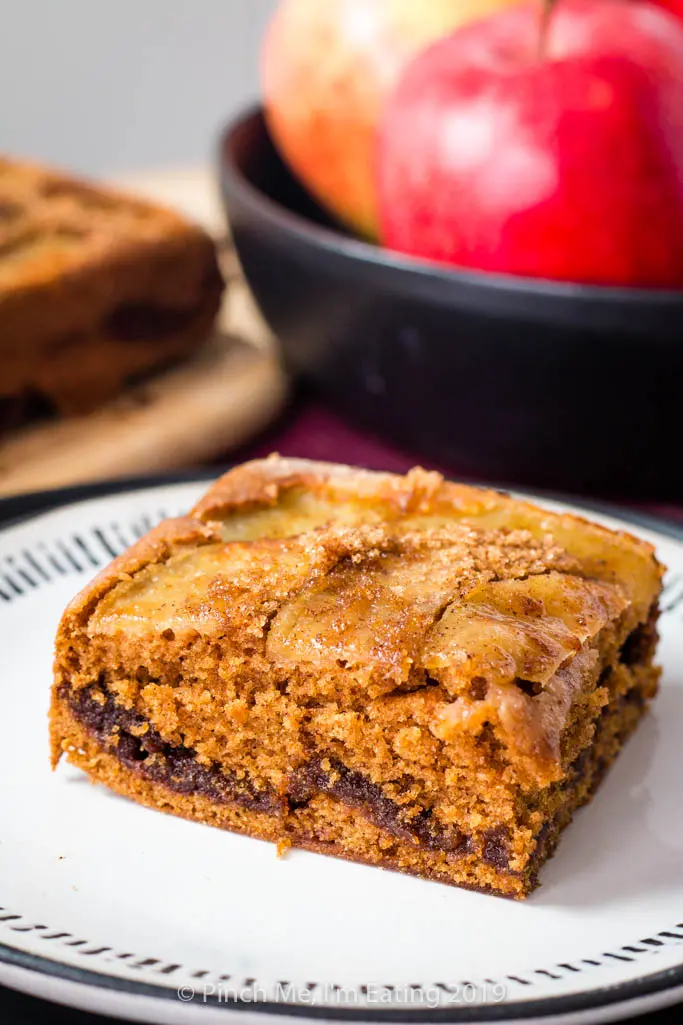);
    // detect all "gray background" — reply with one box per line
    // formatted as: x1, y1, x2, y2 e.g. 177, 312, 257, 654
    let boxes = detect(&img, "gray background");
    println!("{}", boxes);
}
0, 0, 276, 174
